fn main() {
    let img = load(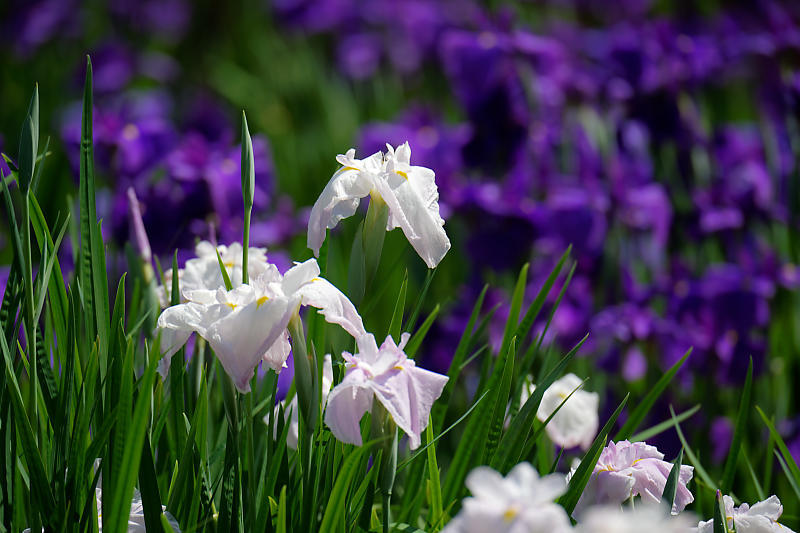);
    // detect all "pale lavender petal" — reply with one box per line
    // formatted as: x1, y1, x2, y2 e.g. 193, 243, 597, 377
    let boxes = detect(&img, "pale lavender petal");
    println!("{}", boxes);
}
325, 375, 374, 445
297, 277, 366, 339
307, 167, 372, 256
